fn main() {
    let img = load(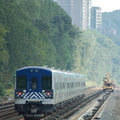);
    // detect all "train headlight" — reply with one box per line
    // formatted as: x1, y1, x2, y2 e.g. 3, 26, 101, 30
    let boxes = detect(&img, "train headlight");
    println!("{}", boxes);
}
42, 90, 53, 99
16, 92, 24, 98
43, 92, 52, 98
18, 92, 22, 95
46, 92, 51, 95
15, 90, 26, 99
